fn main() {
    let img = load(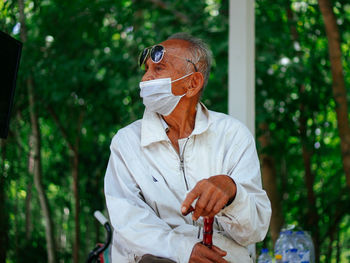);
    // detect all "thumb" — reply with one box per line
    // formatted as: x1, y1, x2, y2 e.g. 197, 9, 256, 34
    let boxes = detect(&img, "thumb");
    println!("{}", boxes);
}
211, 245, 227, 257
